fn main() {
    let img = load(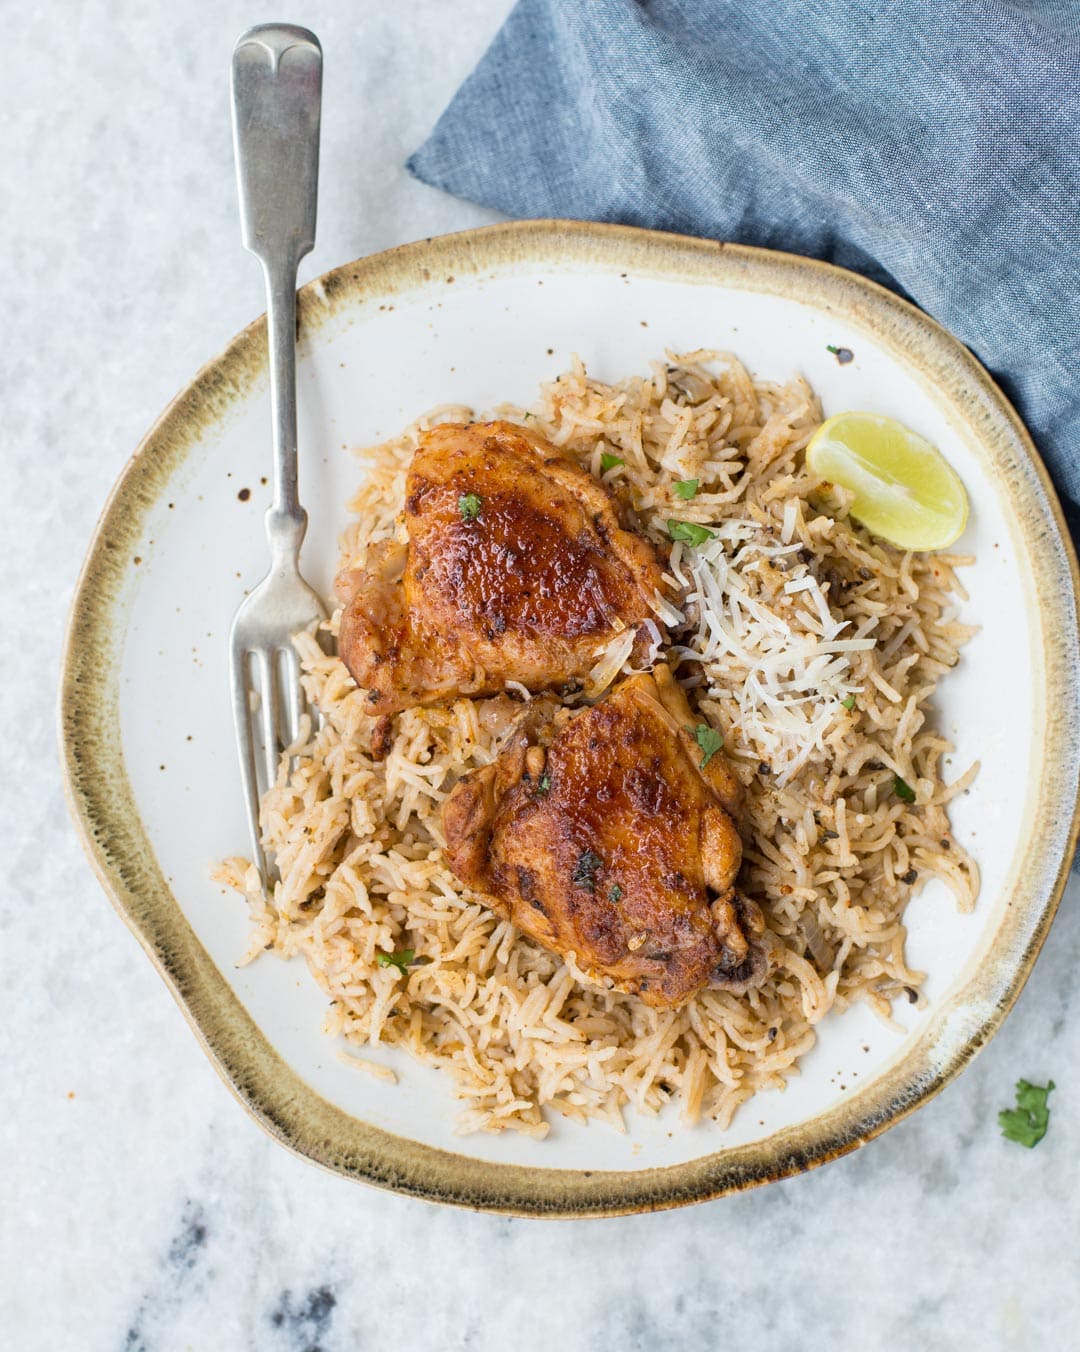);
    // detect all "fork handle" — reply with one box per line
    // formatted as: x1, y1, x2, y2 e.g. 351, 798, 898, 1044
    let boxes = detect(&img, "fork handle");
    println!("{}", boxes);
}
231, 25, 322, 560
